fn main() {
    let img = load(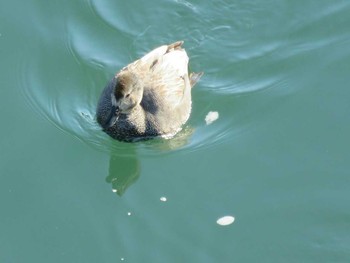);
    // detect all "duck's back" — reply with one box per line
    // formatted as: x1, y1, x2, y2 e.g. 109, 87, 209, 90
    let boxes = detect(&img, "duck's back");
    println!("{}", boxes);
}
129, 42, 192, 135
